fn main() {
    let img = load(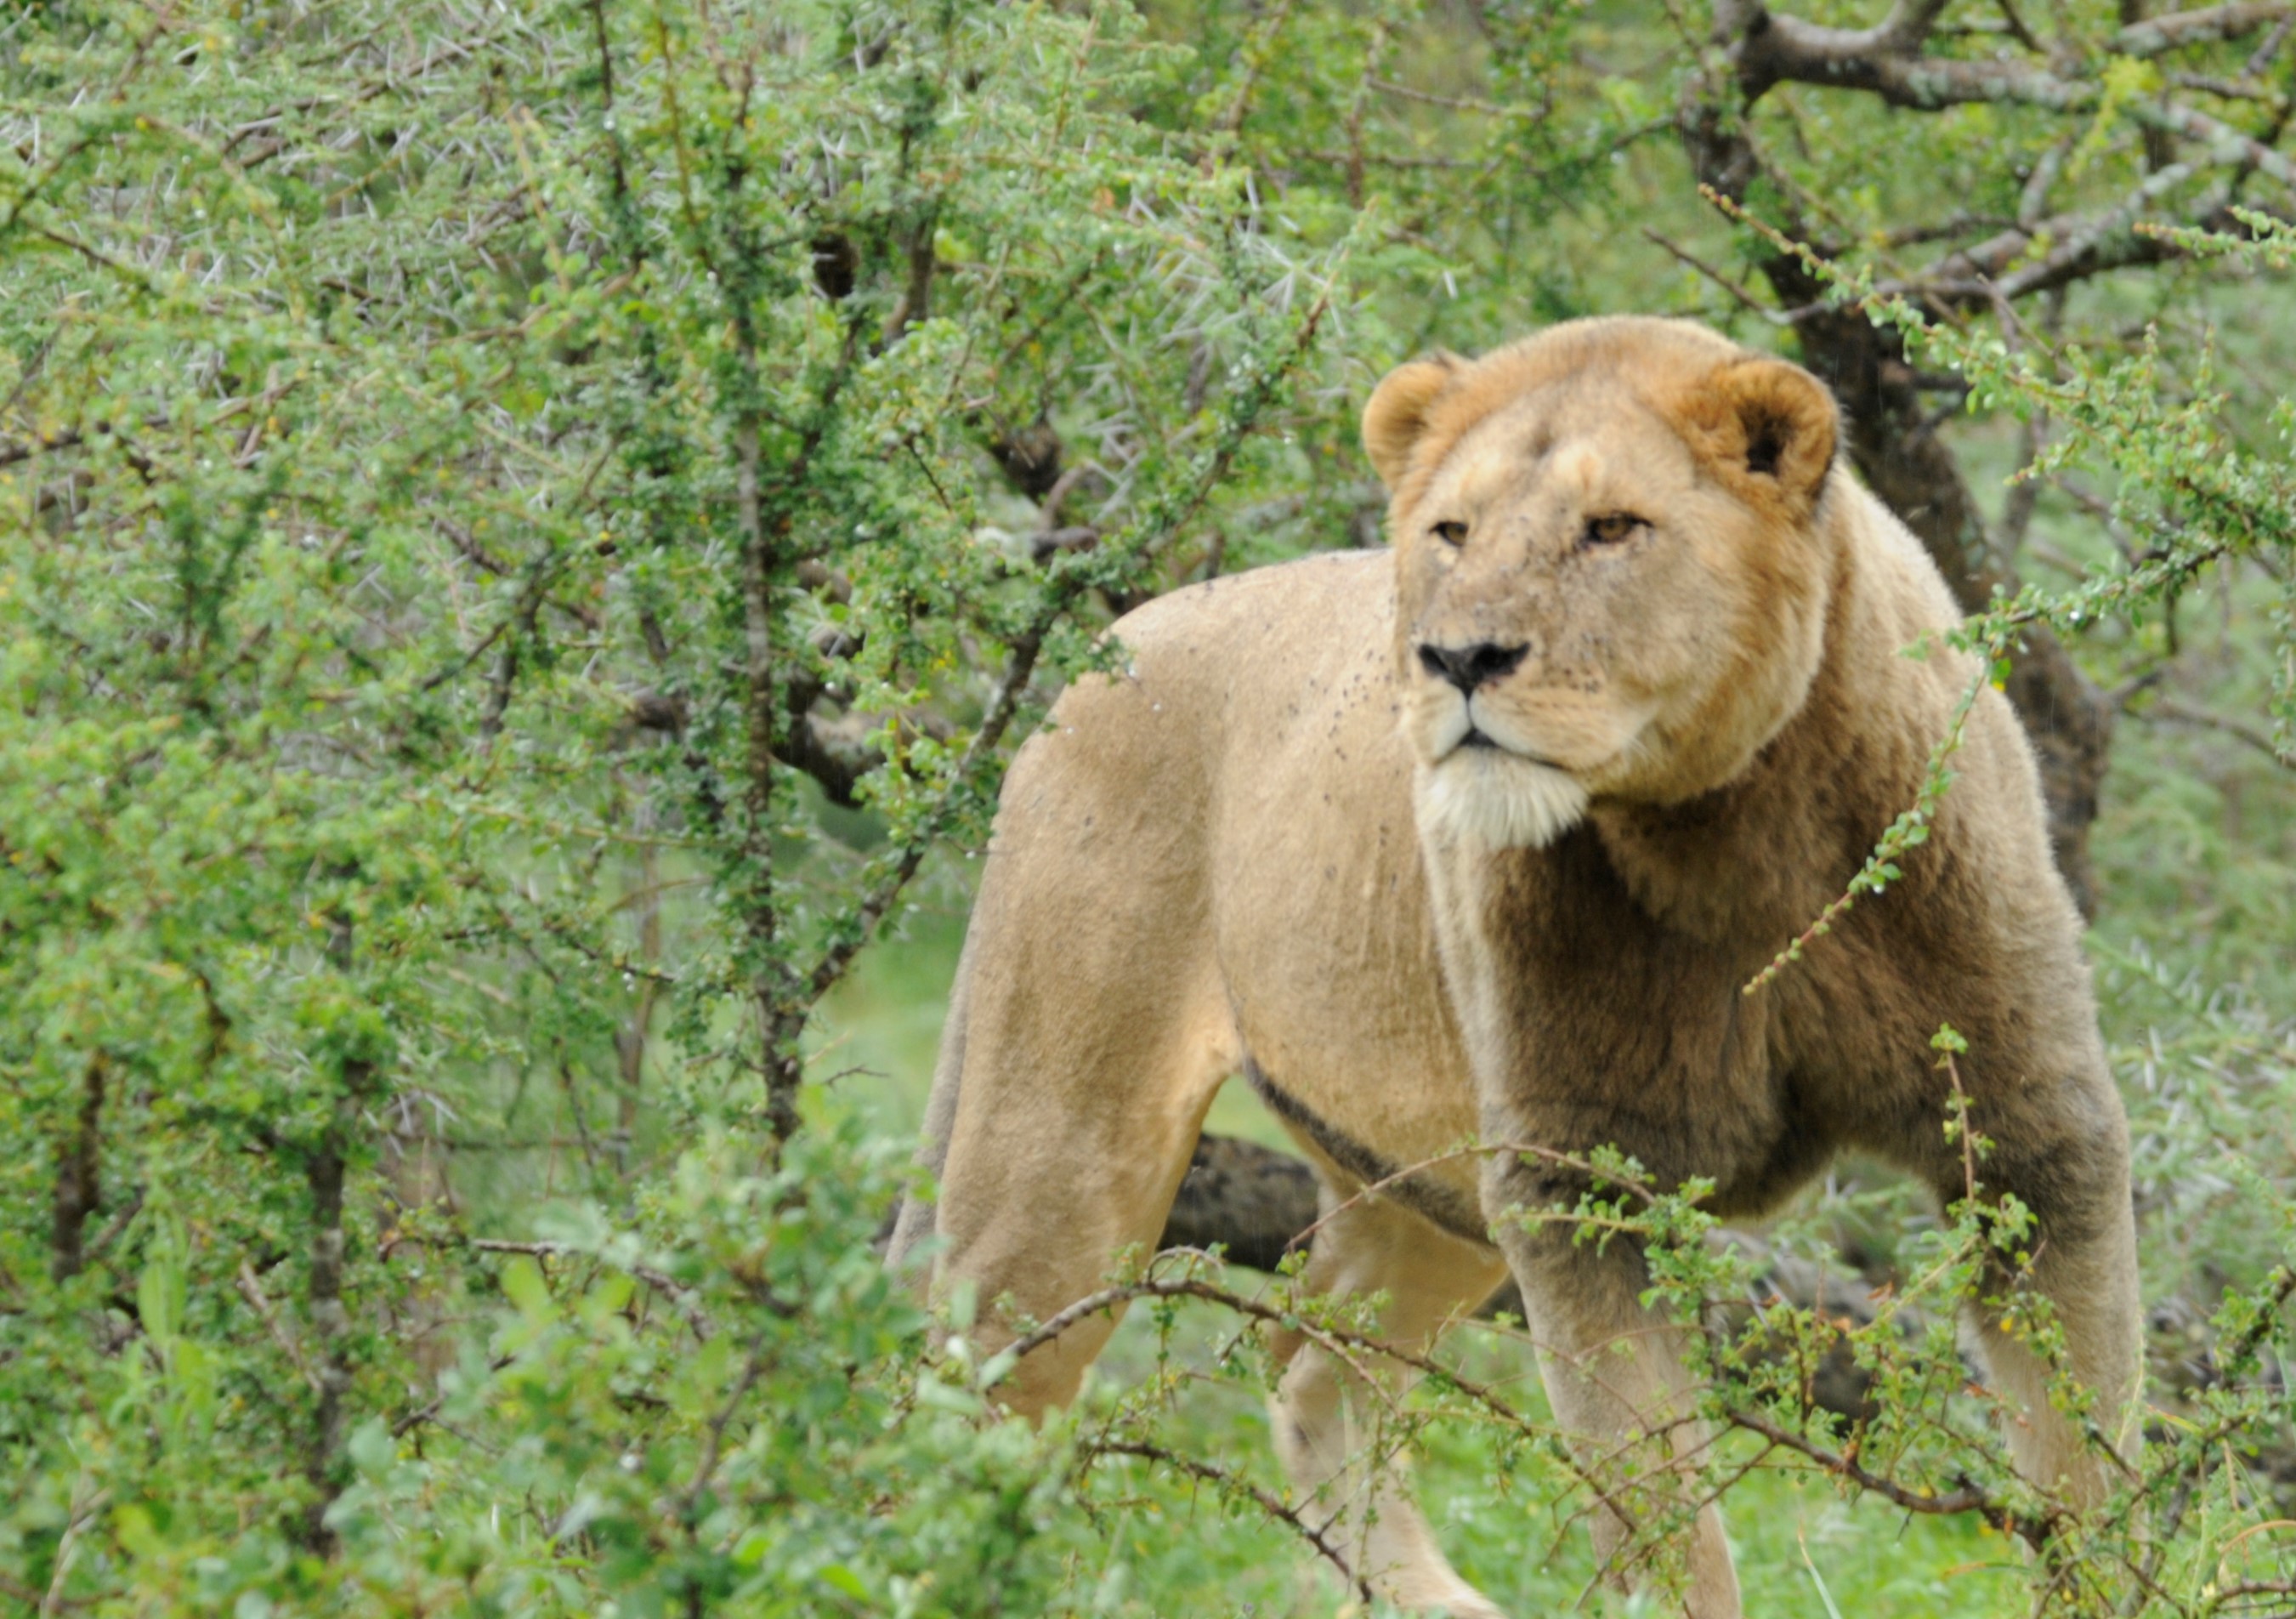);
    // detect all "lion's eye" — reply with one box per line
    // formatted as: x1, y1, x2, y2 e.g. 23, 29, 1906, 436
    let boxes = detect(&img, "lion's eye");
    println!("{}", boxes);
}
1582, 513, 1642, 548
1431, 520, 1467, 547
